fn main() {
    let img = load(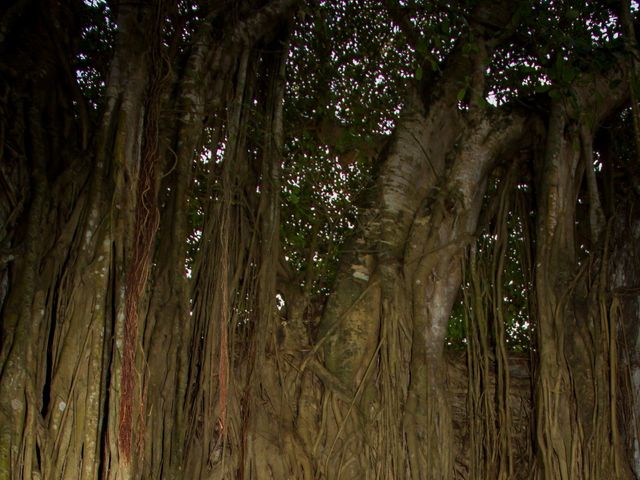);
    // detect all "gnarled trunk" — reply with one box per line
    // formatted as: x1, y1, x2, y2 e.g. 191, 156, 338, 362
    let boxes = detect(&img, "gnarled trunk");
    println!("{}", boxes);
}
533, 78, 632, 479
